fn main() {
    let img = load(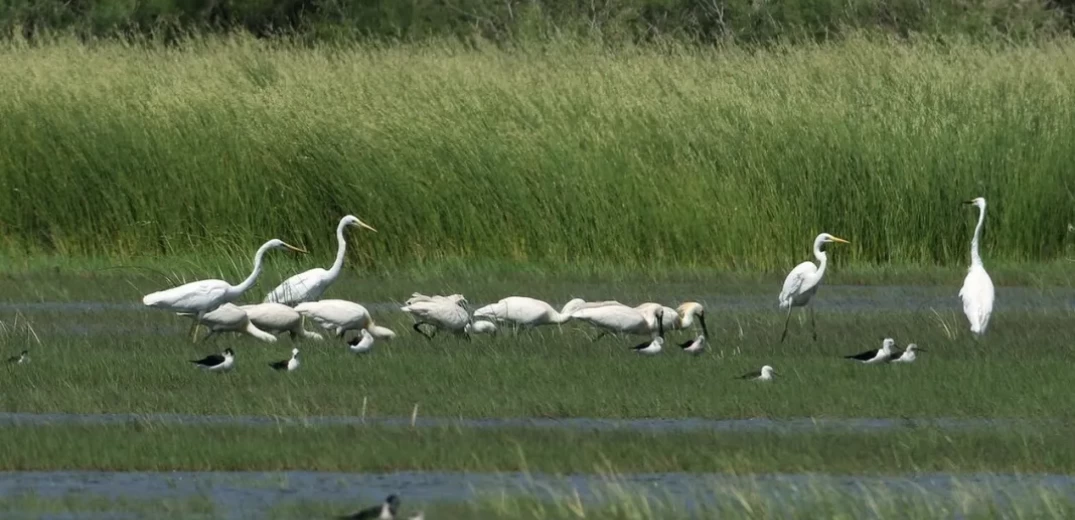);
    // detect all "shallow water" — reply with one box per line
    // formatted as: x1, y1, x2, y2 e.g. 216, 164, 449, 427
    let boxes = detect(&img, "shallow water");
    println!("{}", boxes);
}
1, 470, 1073, 519
0, 411, 1059, 433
